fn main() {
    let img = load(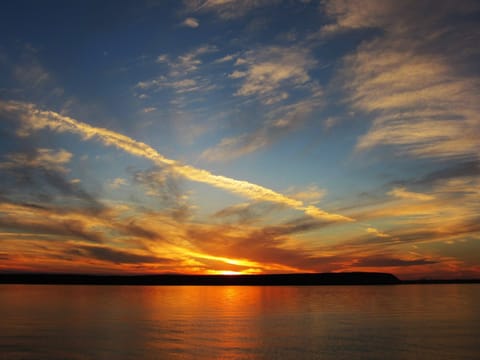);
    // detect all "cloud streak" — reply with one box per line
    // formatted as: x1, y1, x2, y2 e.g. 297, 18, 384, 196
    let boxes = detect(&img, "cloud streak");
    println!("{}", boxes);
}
0, 100, 352, 222
184, 0, 279, 20
181, 17, 199, 28
201, 85, 323, 161
325, 0, 480, 161
388, 187, 435, 201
